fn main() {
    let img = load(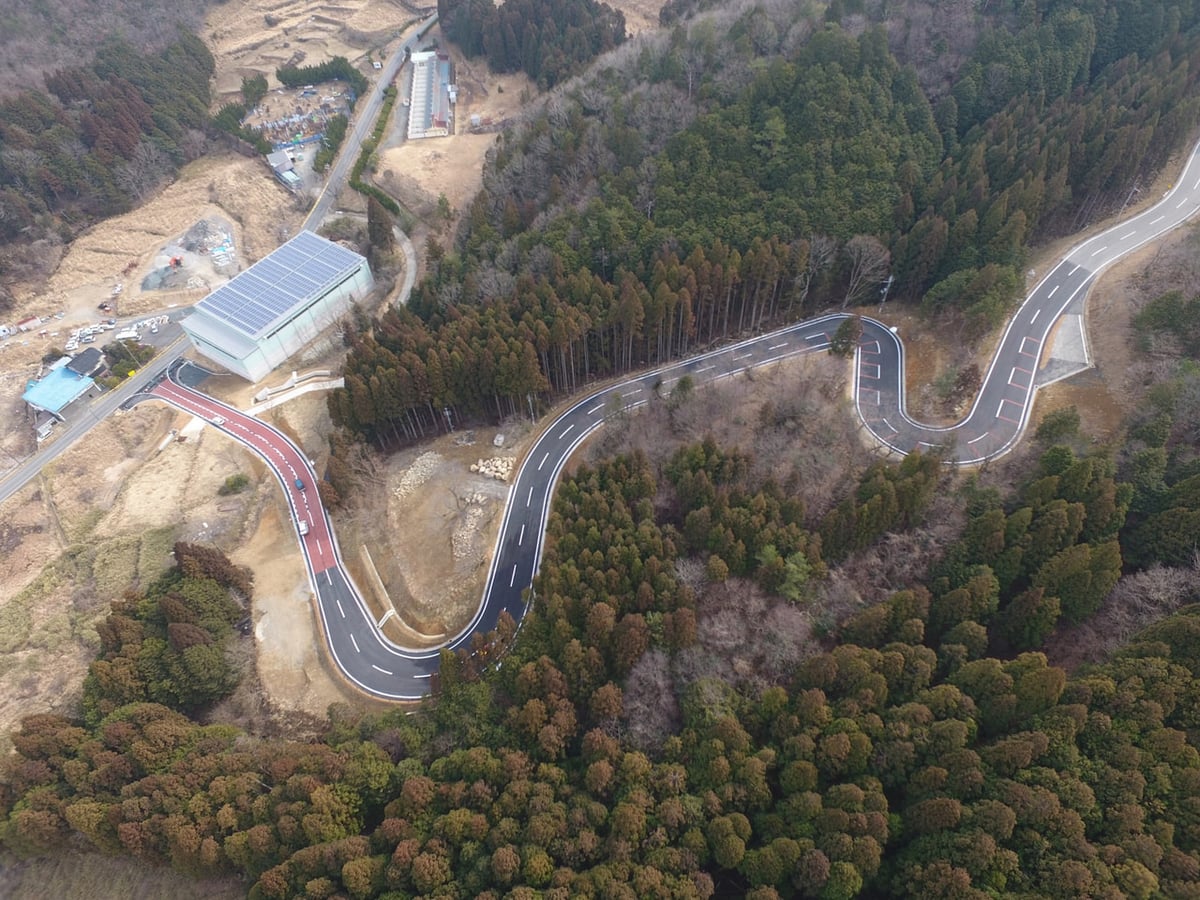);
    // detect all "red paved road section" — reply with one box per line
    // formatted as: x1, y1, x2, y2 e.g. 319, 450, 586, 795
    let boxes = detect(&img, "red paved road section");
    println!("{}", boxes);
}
150, 380, 334, 574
